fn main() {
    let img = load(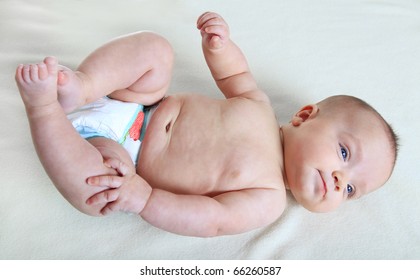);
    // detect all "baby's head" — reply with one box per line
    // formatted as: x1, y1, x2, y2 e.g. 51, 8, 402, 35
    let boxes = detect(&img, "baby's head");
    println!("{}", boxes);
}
281, 95, 399, 212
